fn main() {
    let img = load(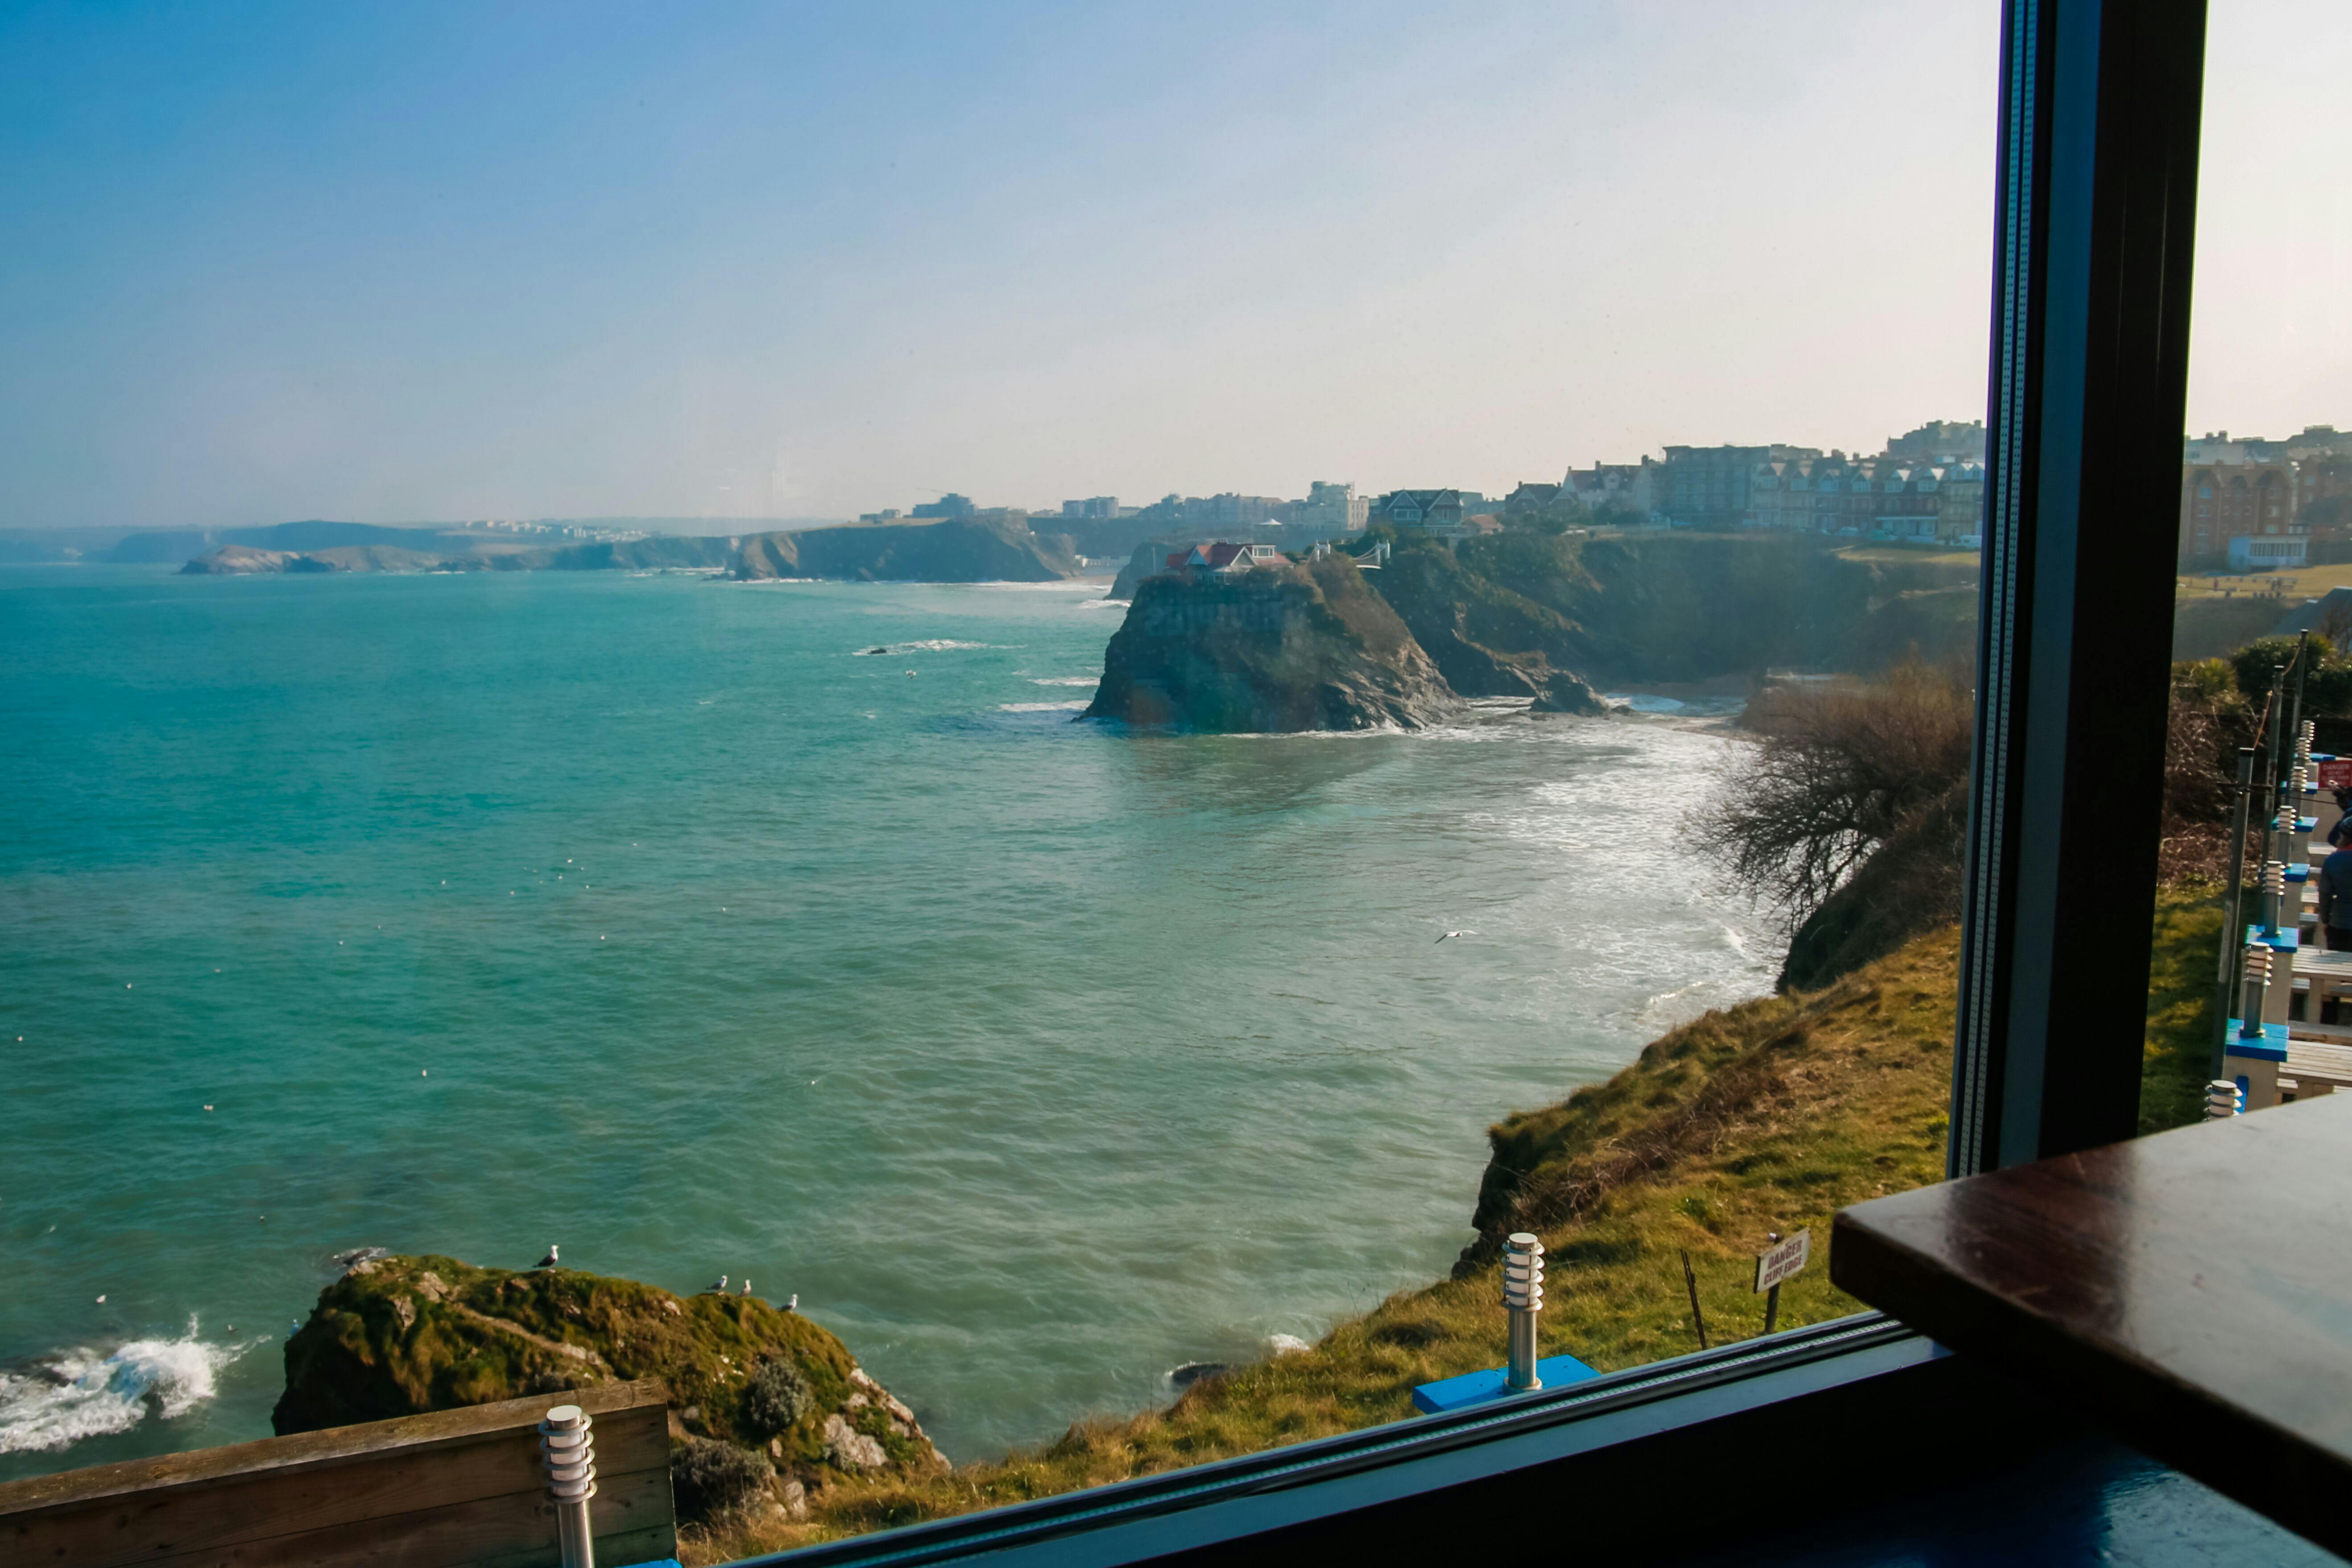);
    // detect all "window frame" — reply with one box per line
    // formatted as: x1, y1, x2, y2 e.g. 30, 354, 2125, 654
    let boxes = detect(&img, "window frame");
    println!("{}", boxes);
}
733, 1, 2209, 1560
